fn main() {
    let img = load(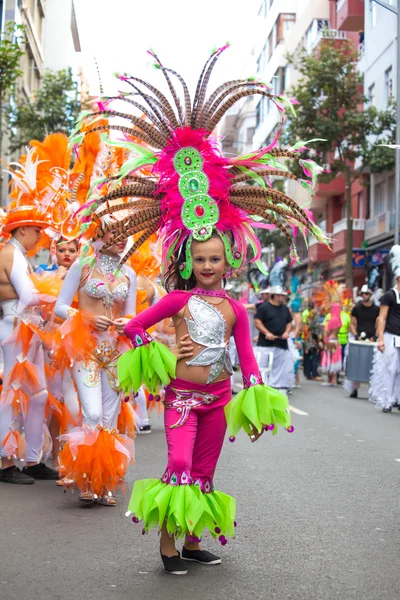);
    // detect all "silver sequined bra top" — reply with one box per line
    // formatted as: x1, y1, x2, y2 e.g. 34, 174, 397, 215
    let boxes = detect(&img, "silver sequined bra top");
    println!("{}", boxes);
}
185, 295, 233, 383
84, 279, 129, 308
